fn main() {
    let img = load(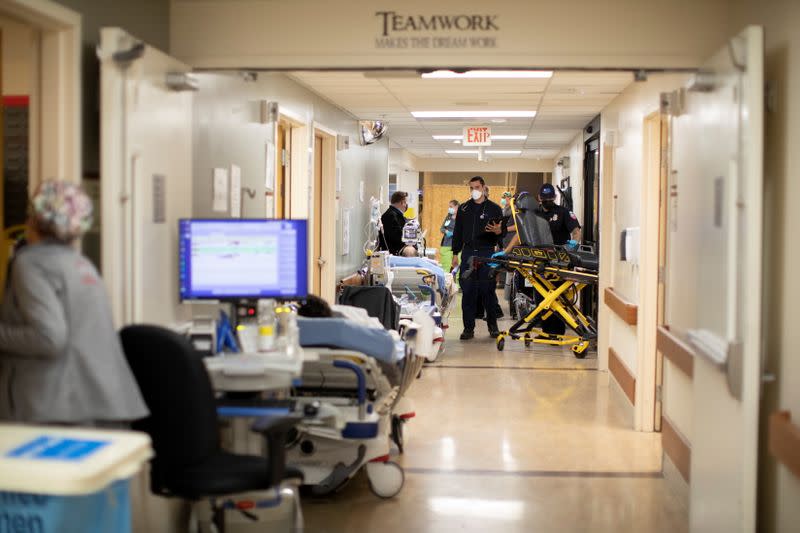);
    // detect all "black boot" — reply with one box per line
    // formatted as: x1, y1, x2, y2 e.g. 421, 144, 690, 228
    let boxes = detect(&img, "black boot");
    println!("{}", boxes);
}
460, 329, 475, 340
488, 323, 500, 339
